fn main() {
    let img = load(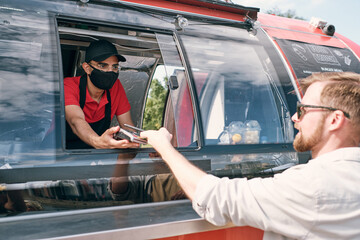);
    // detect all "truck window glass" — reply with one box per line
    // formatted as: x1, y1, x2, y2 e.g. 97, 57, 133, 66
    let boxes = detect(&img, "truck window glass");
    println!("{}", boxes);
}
179, 22, 294, 145
0, 6, 59, 165
156, 33, 196, 147
143, 65, 168, 131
